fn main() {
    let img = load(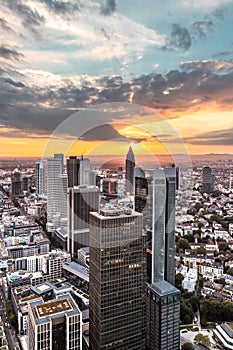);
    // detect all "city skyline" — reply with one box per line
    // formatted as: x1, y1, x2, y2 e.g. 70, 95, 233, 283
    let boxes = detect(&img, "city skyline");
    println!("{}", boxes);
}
0, 1, 233, 157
